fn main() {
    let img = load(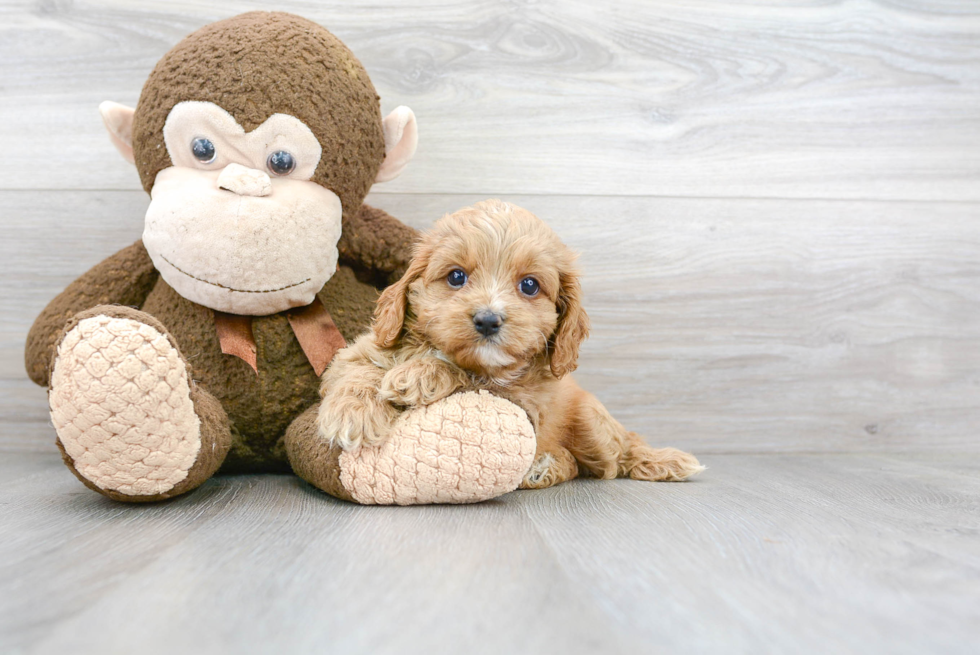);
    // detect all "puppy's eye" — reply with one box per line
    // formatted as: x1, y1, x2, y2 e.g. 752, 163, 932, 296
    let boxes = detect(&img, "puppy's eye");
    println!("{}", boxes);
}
447, 269, 468, 288
519, 277, 540, 296
191, 137, 216, 164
